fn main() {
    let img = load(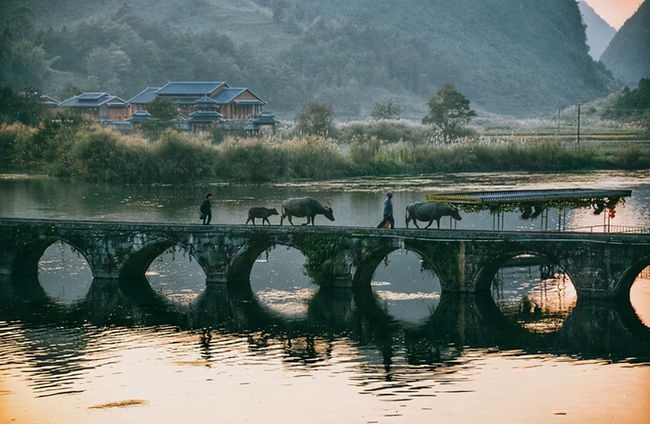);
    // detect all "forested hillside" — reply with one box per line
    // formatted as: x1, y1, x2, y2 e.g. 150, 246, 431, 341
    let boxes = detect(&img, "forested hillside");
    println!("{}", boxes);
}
600, 0, 650, 87
578, 1, 616, 60
0, 0, 613, 118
